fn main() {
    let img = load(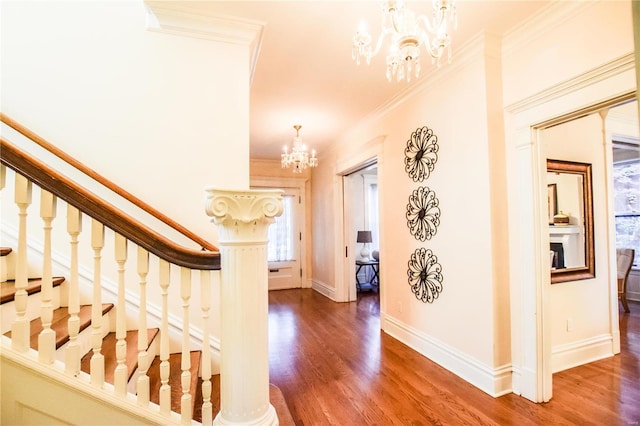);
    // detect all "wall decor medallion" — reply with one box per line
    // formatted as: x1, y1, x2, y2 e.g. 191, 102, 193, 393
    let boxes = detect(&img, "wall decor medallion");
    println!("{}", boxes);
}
404, 126, 439, 182
406, 186, 441, 241
407, 247, 443, 303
